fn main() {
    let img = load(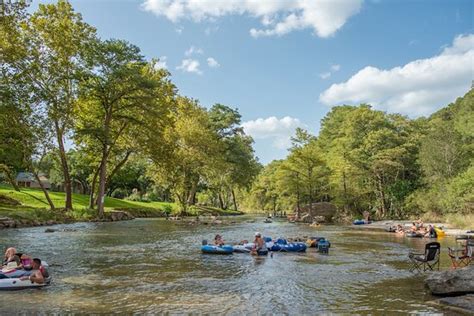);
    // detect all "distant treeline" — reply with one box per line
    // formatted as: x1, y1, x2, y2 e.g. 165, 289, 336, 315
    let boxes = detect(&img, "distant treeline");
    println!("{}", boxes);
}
240, 90, 473, 221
